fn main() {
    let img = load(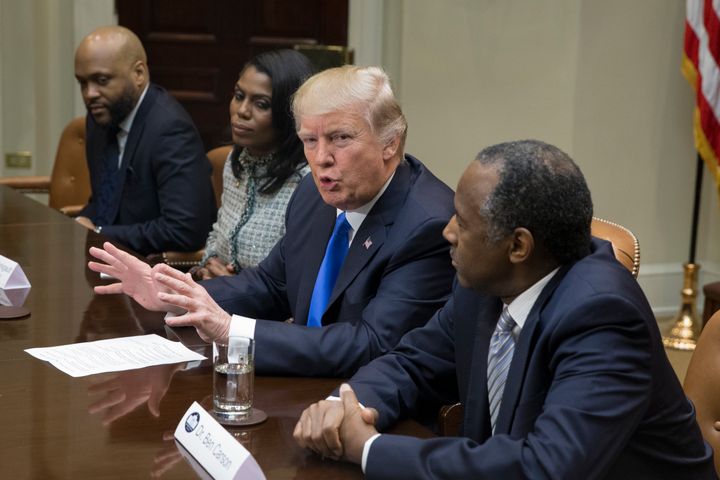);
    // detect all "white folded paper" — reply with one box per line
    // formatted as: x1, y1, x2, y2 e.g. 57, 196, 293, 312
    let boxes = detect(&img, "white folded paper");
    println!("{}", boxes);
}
25, 334, 206, 377
174, 401, 266, 480
0, 254, 31, 306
